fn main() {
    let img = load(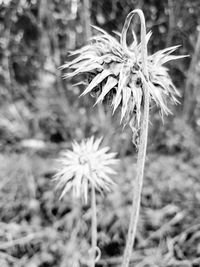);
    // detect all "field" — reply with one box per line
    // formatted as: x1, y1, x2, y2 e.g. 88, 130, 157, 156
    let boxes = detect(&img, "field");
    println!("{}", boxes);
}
0, 103, 200, 267
0, 0, 200, 266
